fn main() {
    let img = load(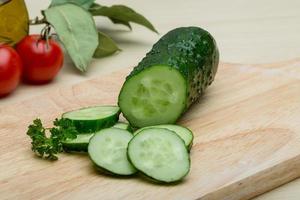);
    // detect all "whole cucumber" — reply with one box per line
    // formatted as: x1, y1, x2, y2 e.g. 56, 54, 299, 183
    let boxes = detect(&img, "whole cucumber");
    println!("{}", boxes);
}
119, 27, 219, 127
